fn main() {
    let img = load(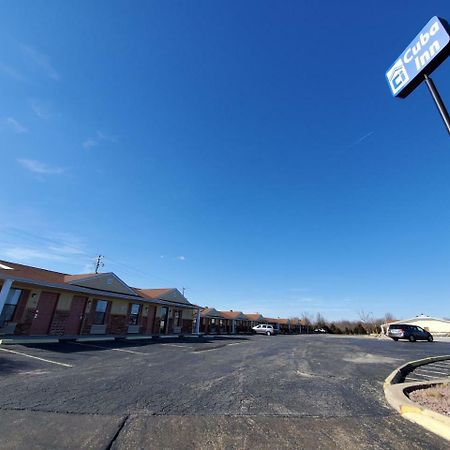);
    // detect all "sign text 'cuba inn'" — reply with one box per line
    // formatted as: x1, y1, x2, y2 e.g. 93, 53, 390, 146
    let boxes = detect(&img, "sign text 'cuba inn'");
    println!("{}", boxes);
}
386, 16, 450, 98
